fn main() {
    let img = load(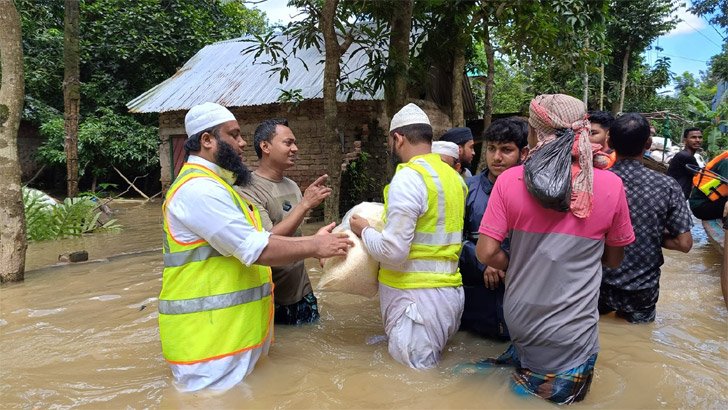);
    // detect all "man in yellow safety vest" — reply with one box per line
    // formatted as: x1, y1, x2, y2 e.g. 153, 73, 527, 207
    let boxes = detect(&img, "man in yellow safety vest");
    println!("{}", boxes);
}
350, 103, 467, 368
160, 102, 353, 392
